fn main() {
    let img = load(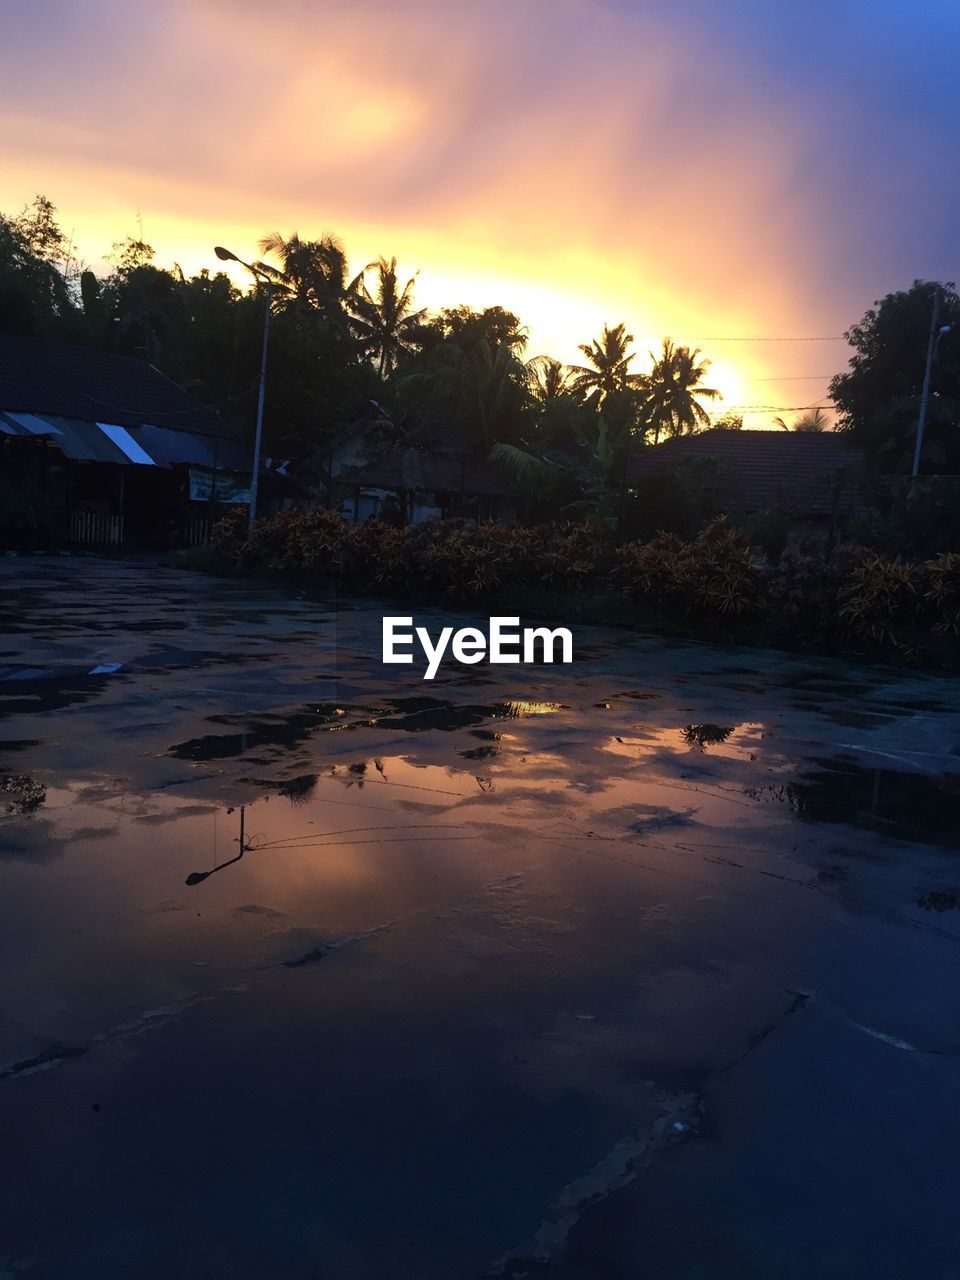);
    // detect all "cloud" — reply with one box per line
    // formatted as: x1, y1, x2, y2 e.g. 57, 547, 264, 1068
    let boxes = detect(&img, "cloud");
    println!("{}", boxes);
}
1, 0, 958, 419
